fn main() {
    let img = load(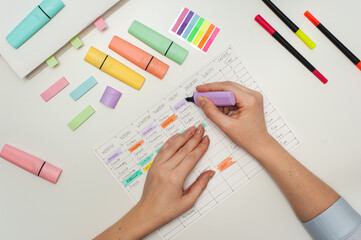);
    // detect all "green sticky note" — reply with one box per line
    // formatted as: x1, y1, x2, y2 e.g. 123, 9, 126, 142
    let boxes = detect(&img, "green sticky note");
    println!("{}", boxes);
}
46, 56, 58, 68
187, 17, 205, 42
68, 105, 95, 131
70, 36, 83, 49
179, 130, 185, 135
202, 122, 207, 128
